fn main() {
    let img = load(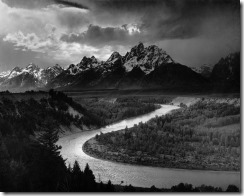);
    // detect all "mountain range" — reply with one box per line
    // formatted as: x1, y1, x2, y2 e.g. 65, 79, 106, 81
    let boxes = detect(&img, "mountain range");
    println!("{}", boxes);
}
0, 64, 63, 91
0, 43, 240, 93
